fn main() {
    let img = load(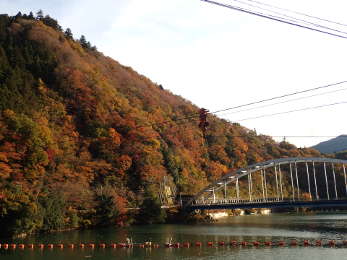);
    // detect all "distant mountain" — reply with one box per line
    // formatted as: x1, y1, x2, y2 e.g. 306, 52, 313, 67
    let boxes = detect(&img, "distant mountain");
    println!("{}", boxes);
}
312, 135, 347, 154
